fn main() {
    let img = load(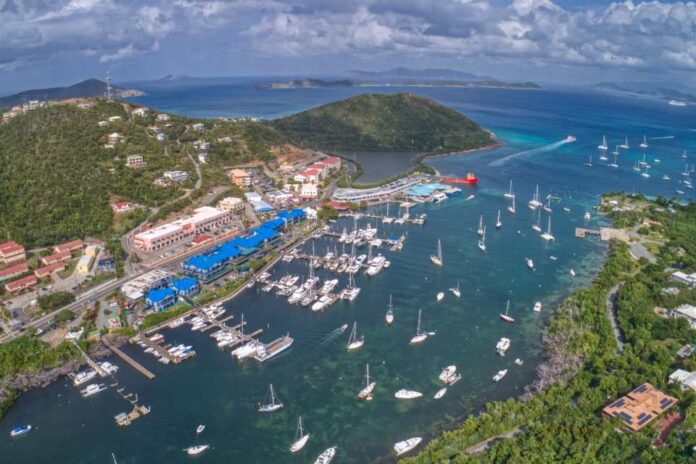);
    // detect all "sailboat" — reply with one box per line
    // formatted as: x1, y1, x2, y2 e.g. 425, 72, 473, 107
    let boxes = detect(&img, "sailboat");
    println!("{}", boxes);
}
508, 195, 516, 214
543, 196, 552, 213
532, 208, 542, 232
290, 417, 310, 453
258, 384, 284, 413
477, 215, 484, 236
341, 272, 360, 301
528, 184, 542, 210
640, 135, 648, 149
640, 165, 650, 178
598, 135, 608, 151
357, 363, 376, 400
430, 239, 443, 266
346, 322, 365, 351
619, 136, 629, 149
584, 155, 592, 167
499, 299, 515, 323
682, 150, 688, 159
477, 225, 486, 252
541, 216, 555, 241
504, 180, 515, 199
449, 281, 461, 298
495, 210, 502, 229
409, 309, 431, 345
385, 294, 394, 325
611, 145, 620, 156
608, 151, 619, 168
